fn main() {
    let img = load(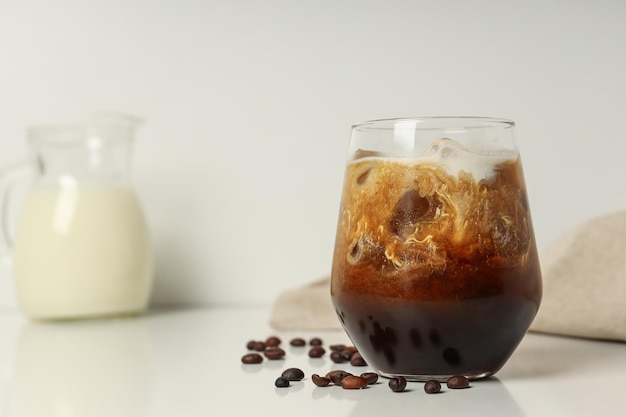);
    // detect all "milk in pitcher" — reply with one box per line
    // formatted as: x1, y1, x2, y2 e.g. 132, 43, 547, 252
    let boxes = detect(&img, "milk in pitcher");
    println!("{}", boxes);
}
13, 183, 153, 319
